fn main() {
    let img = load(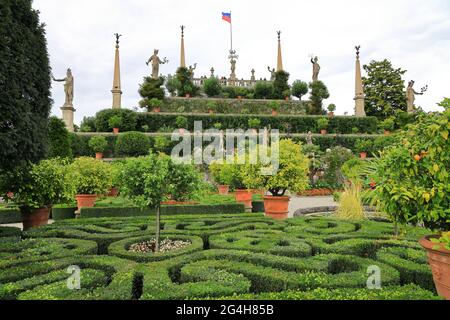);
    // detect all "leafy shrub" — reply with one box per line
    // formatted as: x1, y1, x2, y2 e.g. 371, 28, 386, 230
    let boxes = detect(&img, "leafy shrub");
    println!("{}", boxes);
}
328, 104, 337, 113
95, 109, 137, 132
309, 80, 330, 115
165, 75, 180, 97
341, 158, 366, 183
379, 117, 395, 131
248, 118, 261, 129
115, 132, 150, 157
355, 139, 374, 154
209, 162, 235, 186
68, 157, 112, 195
89, 136, 108, 153
79, 116, 97, 132
108, 115, 122, 129
273, 71, 290, 100
138, 76, 165, 106
317, 118, 329, 131
48, 116, 72, 158
175, 116, 188, 129
291, 80, 308, 100
254, 81, 274, 99
153, 135, 170, 153
322, 147, 354, 187
203, 77, 222, 97
176, 67, 199, 97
